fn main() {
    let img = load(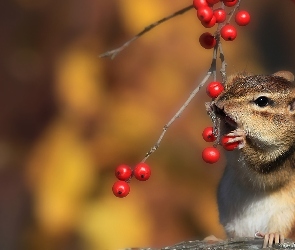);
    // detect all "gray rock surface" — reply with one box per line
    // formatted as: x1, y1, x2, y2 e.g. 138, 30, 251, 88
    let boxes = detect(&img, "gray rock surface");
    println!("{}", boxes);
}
124, 237, 295, 250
